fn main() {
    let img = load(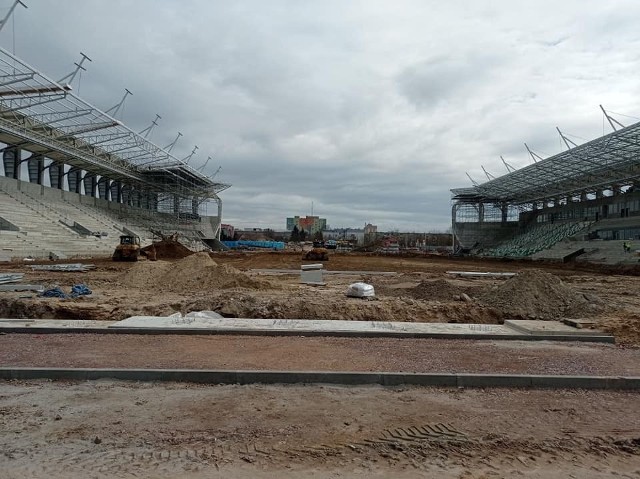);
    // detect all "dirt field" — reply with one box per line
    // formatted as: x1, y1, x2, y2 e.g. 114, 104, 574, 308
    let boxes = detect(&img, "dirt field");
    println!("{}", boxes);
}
1, 250, 640, 478
1, 381, 639, 478
0, 250, 639, 343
